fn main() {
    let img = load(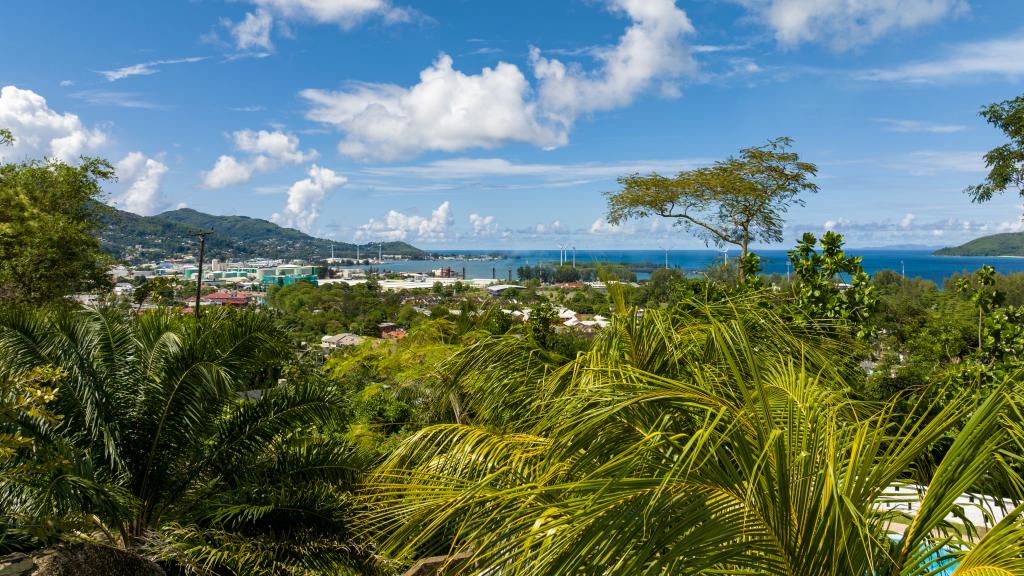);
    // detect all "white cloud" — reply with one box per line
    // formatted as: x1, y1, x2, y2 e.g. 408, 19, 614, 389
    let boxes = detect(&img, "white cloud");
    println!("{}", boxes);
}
202, 155, 254, 188
530, 220, 570, 236
469, 213, 499, 237
70, 90, 168, 110
247, 0, 411, 29
888, 150, 987, 176
233, 129, 317, 164
823, 218, 851, 231
738, 0, 967, 50
176, 202, 189, 209
530, 0, 695, 129
877, 118, 966, 133
861, 33, 1024, 82
590, 218, 628, 235
201, 129, 318, 188
59, 80, 74, 87
302, 0, 695, 159
99, 57, 208, 82
0, 85, 107, 163
115, 152, 169, 216
230, 9, 274, 51
271, 165, 347, 232
900, 213, 916, 229
357, 201, 454, 242
364, 157, 710, 181
302, 55, 563, 160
